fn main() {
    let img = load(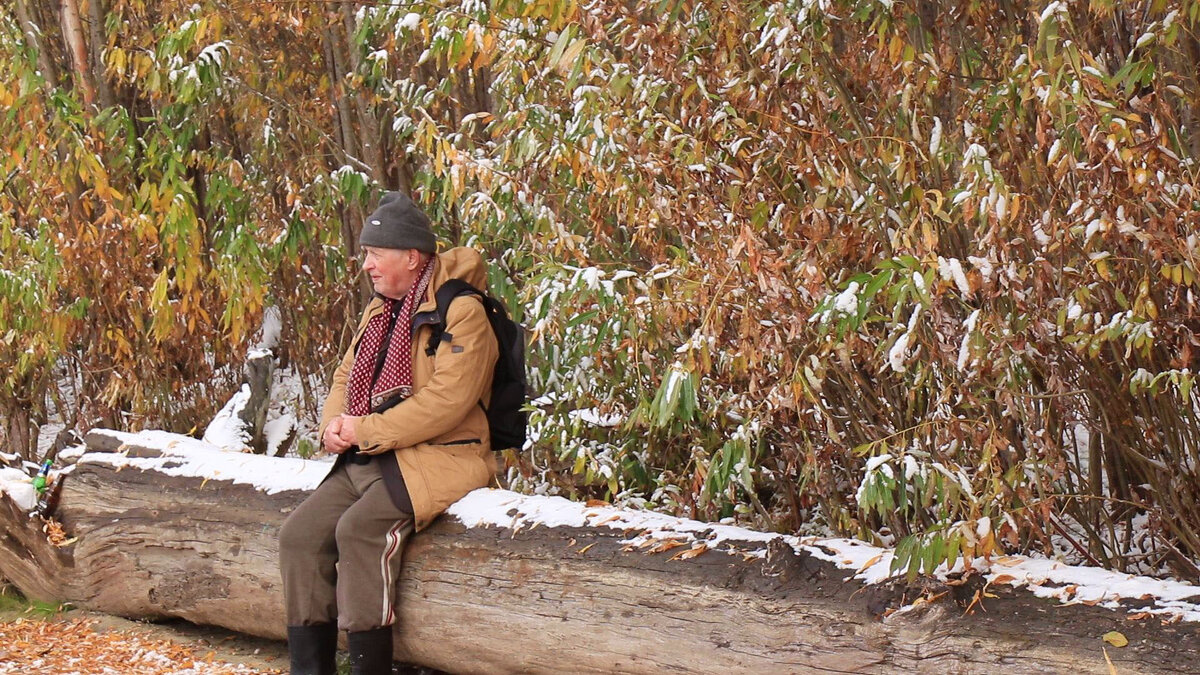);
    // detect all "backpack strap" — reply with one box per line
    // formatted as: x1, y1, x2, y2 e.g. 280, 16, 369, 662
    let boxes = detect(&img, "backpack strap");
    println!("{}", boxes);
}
424, 278, 482, 356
